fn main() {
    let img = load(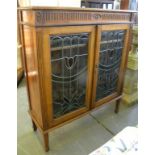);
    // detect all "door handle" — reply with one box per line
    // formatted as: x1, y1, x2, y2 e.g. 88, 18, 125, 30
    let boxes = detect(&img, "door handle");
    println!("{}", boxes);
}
95, 64, 98, 68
